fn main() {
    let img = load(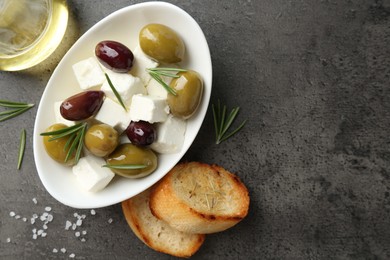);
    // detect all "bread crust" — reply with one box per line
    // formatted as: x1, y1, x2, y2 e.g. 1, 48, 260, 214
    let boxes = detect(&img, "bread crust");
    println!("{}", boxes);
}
150, 162, 250, 234
122, 188, 205, 258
